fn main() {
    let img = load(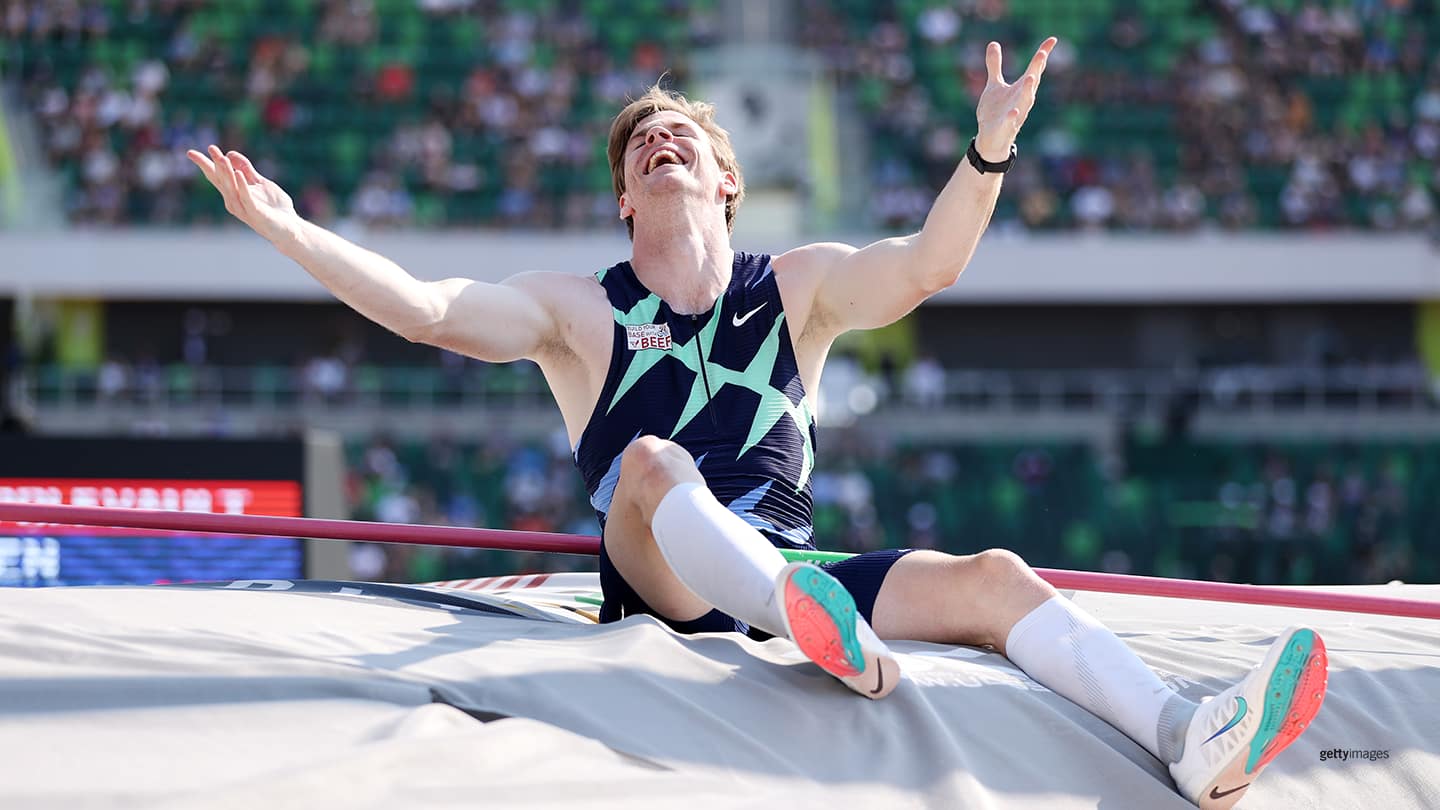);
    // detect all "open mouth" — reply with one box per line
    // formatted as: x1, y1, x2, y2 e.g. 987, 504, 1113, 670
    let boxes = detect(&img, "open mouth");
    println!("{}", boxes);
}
645, 148, 686, 175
